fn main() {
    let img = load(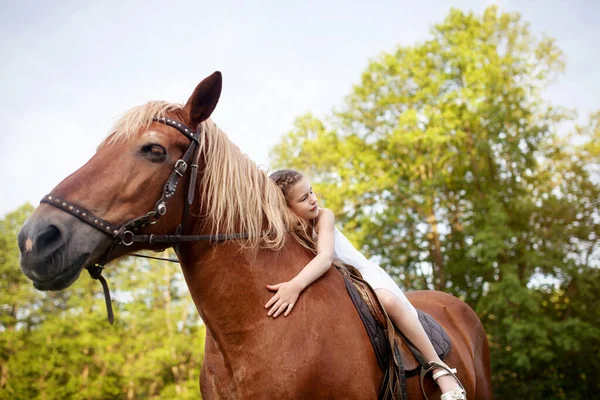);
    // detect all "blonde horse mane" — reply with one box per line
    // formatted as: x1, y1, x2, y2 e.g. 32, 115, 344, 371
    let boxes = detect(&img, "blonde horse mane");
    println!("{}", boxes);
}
101, 101, 315, 252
